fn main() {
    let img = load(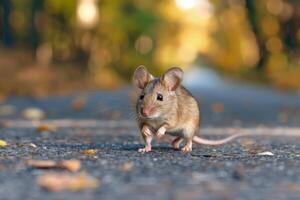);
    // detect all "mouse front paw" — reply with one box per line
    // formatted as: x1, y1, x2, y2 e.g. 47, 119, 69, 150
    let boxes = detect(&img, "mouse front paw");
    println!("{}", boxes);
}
142, 126, 152, 137
156, 131, 164, 139
156, 126, 166, 138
